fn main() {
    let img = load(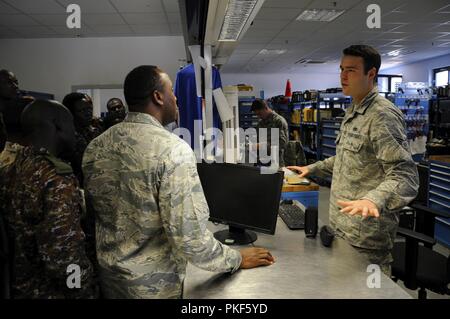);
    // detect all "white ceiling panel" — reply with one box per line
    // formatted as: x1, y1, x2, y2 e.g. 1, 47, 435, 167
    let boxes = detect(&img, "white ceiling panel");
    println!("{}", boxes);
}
167, 12, 181, 24
255, 7, 303, 20
2, 0, 64, 14
162, 0, 180, 13
32, 14, 70, 26
0, 14, 39, 26
58, 0, 116, 13
306, 0, 362, 10
0, 1, 20, 14
110, 0, 163, 13
83, 13, 126, 26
